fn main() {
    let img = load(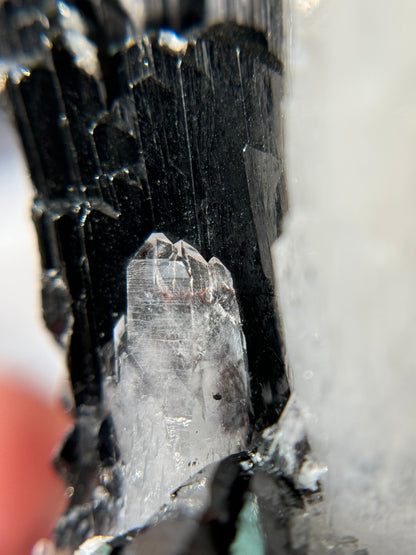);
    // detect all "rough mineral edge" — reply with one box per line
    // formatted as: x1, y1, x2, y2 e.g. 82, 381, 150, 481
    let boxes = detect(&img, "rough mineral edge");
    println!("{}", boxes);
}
75, 536, 113, 555
261, 394, 327, 492
255, 395, 368, 554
